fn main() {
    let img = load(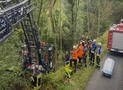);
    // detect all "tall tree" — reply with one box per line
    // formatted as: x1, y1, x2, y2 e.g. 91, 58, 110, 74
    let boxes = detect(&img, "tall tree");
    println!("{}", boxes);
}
59, 0, 63, 60
97, 0, 101, 36
87, 0, 90, 35
48, 0, 58, 71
